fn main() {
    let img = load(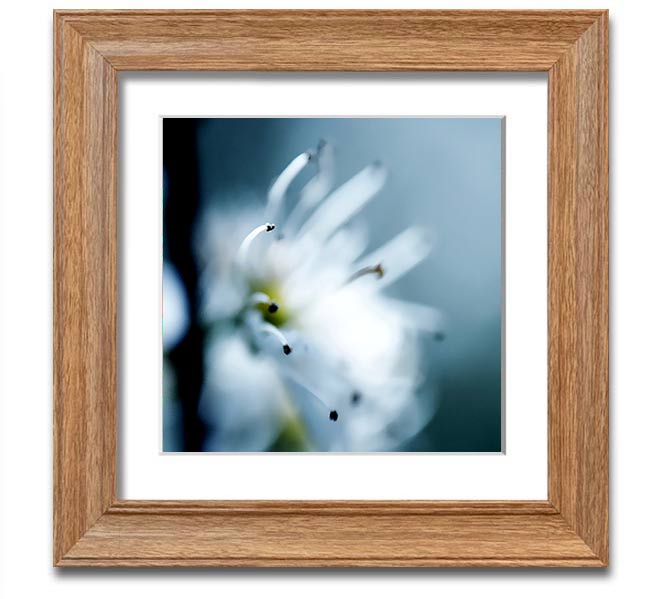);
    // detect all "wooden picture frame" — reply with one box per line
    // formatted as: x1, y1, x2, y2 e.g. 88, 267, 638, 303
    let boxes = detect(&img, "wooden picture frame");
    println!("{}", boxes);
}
53, 10, 608, 567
